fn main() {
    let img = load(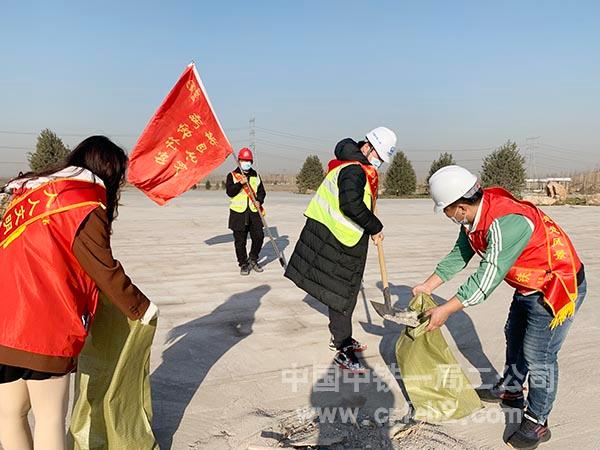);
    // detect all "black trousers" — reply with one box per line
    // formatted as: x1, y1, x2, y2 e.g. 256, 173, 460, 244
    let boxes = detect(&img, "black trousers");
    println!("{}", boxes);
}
328, 301, 357, 350
233, 223, 264, 266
